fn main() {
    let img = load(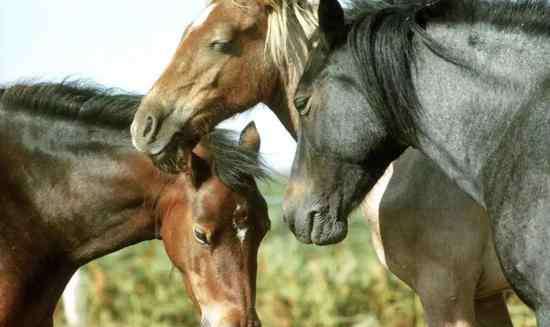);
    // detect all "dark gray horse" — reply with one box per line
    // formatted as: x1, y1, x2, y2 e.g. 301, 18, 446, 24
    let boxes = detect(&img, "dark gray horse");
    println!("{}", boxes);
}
283, 0, 550, 324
